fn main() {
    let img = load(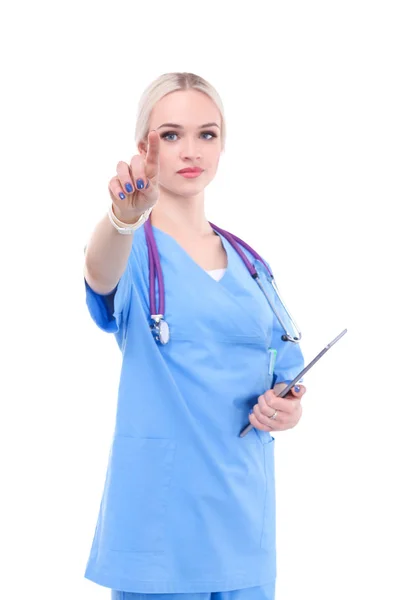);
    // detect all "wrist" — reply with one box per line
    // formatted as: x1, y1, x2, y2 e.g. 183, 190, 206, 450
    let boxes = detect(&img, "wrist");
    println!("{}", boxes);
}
108, 203, 153, 235
112, 205, 145, 225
